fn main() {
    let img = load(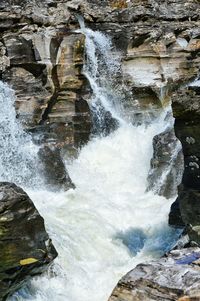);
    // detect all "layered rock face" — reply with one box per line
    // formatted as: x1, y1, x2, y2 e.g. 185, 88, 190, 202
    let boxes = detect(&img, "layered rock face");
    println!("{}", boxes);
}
1, 0, 200, 300
109, 247, 200, 301
1, 0, 200, 143
77, 0, 200, 115
0, 182, 57, 300
0, 0, 91, 153
1, 1, 199, 236
1, 0, 200, 151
